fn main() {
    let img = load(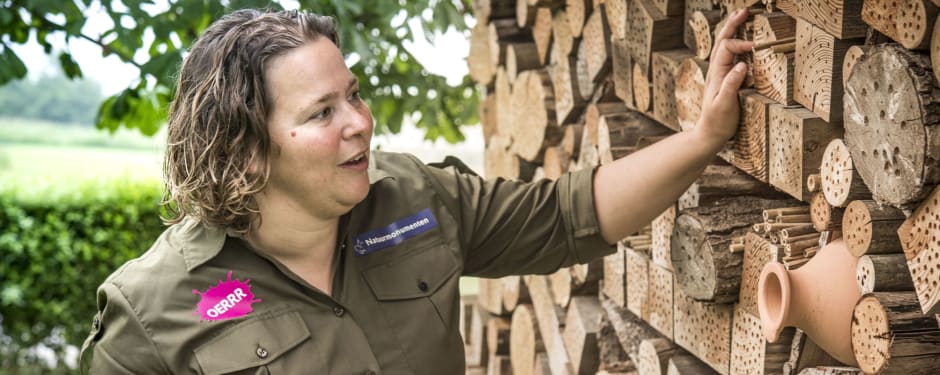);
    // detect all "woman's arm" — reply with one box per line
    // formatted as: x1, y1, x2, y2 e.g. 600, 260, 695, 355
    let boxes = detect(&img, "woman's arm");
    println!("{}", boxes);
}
593, 8, 754, 243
